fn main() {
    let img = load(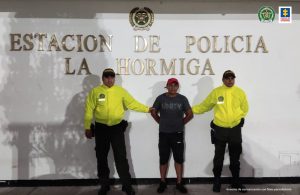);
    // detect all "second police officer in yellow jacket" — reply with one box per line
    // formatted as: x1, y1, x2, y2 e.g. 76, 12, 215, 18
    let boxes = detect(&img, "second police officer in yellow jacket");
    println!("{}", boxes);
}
192, 70, 249, 193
